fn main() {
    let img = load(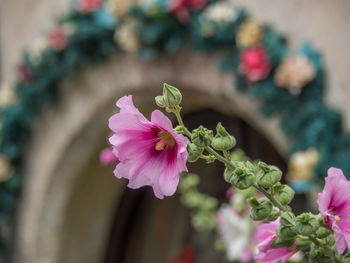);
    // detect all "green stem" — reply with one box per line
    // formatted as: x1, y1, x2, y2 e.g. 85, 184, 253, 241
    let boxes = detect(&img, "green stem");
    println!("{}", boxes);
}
253, 184, 286, 212
205, 146, 235, 170
223, 150, 231, 160
173, 106, 192, 138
